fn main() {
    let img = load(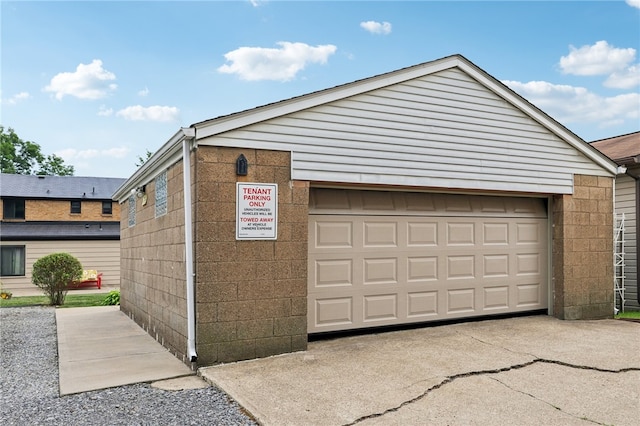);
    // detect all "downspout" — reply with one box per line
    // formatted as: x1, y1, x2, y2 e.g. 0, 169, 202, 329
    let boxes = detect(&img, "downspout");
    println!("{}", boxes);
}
182, 129, 197, 362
